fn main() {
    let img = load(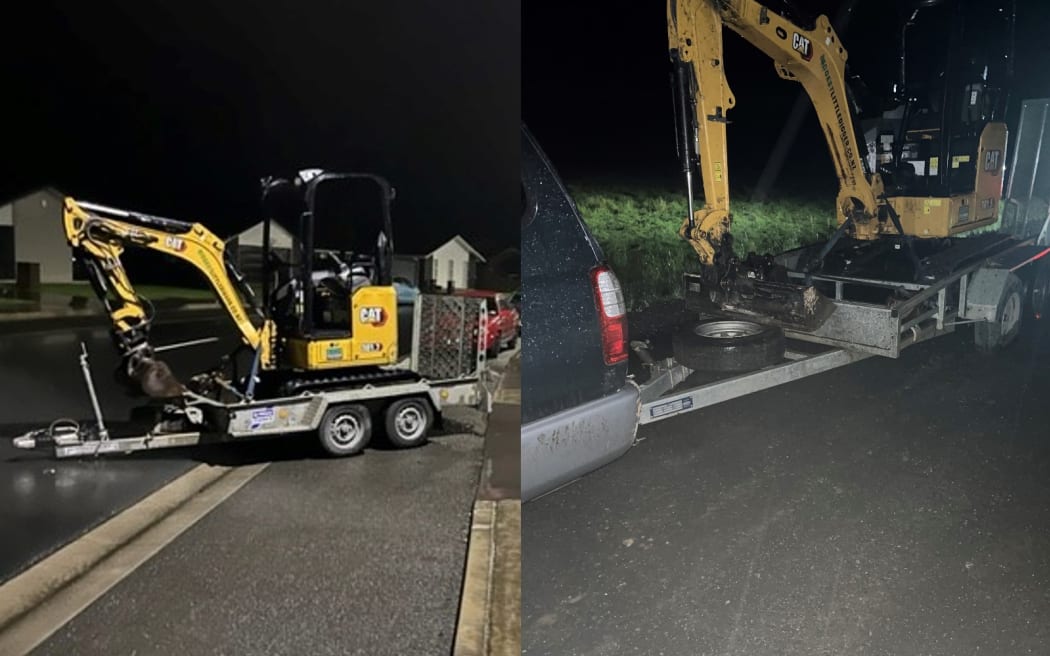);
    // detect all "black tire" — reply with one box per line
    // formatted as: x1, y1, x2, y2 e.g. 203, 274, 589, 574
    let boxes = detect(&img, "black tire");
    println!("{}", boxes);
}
975, 273, 1024, 353
1030, 260, 1050, 321
318, 404, 372, 456
672, 318, 785, 372
384, 397, 433, 448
